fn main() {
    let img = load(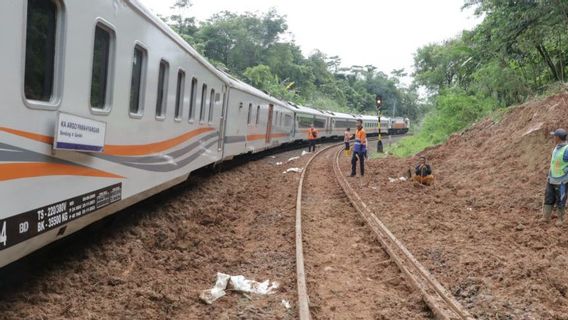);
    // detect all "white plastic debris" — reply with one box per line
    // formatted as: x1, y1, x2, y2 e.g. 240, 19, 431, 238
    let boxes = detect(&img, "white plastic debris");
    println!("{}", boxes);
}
275, 162, 283, 166
229, 275, 279, 295
388, 177, 397, 183
389, 177, 408, 183
199, 273, 230, 305
287, 156, 300, 162
271, 156, 276, 159
282, 300, 291, 310
301, 151, 309, 156
283, 168, 303, 174
399, 177, 407, 181
200, 273, 279, 305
